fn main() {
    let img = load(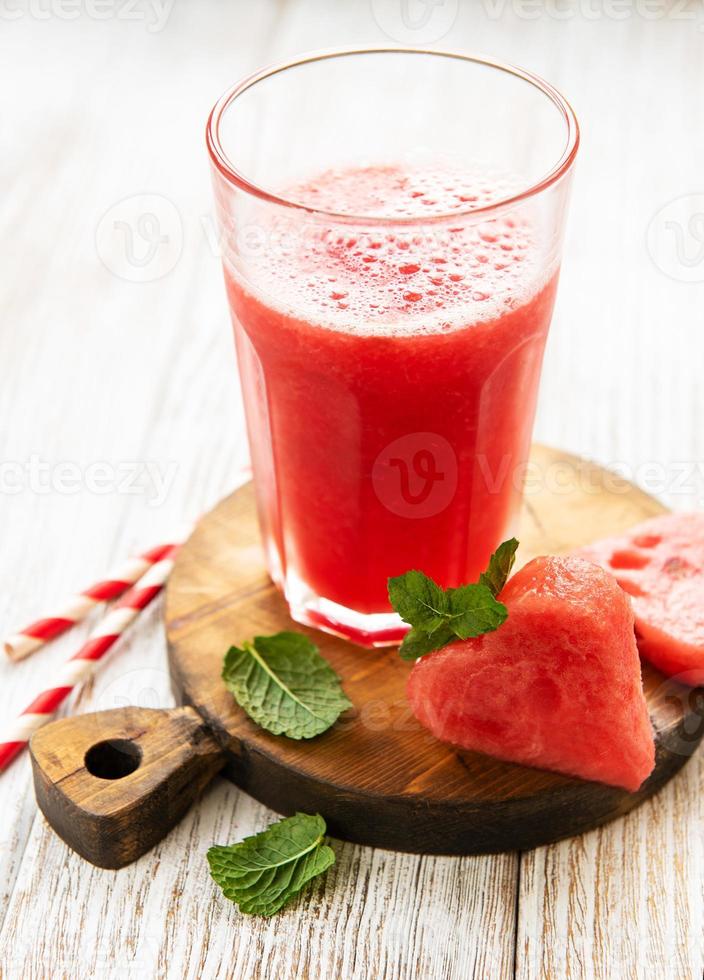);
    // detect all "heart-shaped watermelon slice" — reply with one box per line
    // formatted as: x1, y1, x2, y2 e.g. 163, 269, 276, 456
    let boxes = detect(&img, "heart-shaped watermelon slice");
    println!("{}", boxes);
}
407, 556, 655, 791
578, 512, 704, 683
